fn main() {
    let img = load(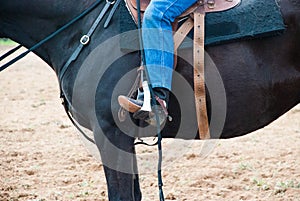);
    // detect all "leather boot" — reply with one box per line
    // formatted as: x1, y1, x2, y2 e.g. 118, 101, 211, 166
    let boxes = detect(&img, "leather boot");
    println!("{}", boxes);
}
118, 87, 170, 126
118, 87, 169, 113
